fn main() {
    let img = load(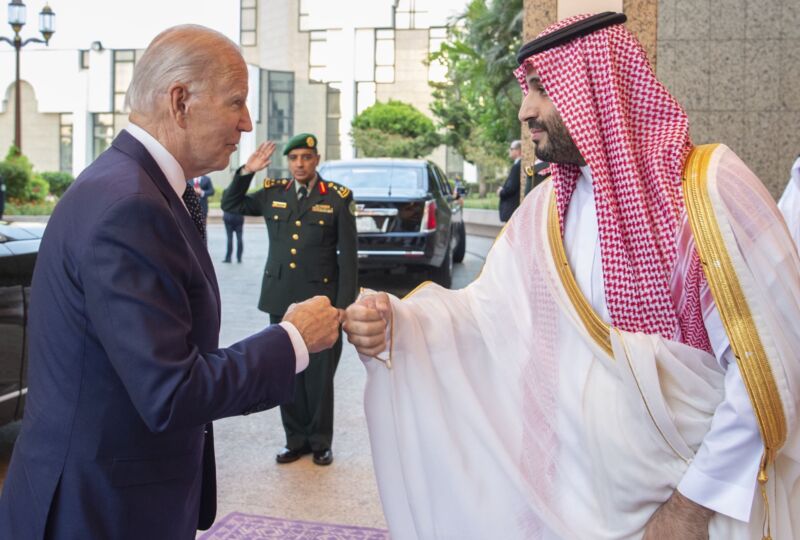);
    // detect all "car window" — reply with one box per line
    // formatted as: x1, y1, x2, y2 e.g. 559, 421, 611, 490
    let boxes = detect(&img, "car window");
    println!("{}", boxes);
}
321, 166, 424, 191
434, 165, 452, 195
427, 166, 441, 195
